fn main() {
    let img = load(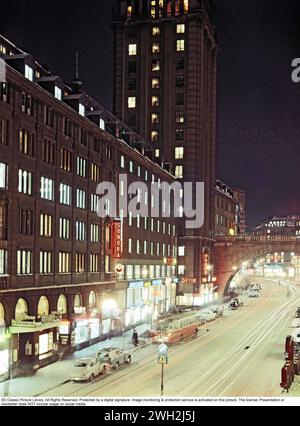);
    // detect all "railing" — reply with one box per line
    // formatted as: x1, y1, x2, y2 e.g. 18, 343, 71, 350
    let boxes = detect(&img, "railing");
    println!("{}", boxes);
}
215, 235, 300, 243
